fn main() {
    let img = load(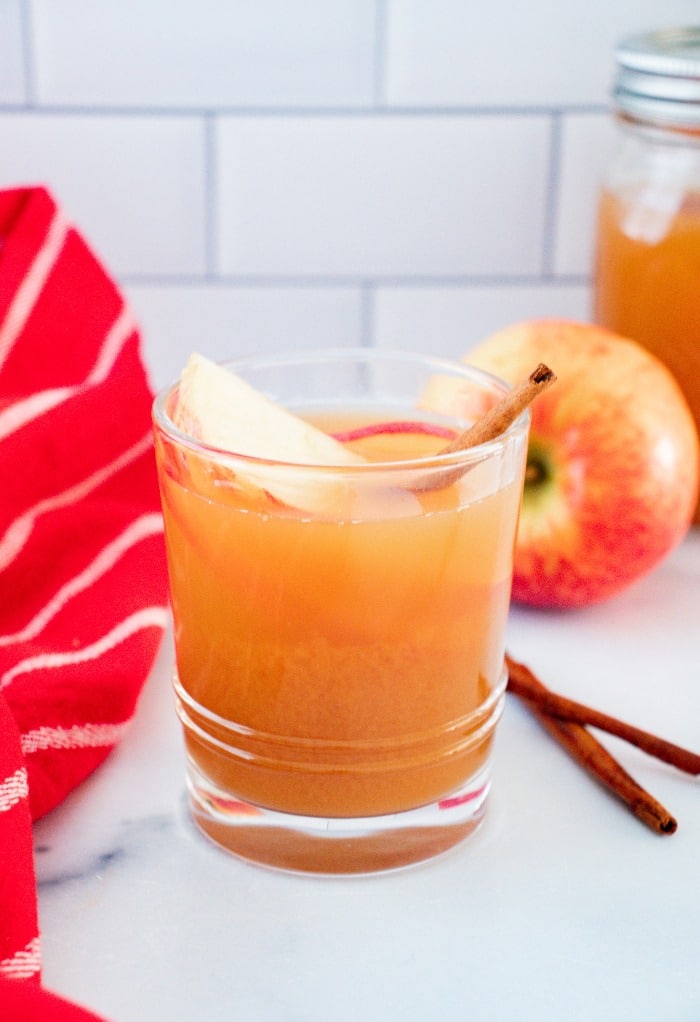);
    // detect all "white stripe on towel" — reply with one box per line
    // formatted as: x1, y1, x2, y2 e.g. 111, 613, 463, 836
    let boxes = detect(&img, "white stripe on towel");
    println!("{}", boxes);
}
0, 513, 164, 648
0, 605, 169, 691
0, 767, 29, 813
0, 936, 42, 981
21, 720, 132, 755
0, 212, 68, 375
0, 431, 155, 574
